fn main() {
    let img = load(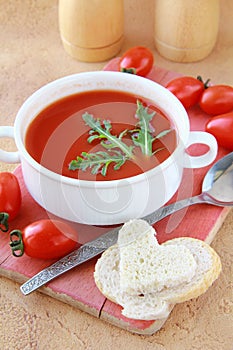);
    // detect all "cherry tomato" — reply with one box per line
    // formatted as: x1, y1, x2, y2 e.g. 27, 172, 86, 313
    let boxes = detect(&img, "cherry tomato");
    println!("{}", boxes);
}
0, 172, 21, 232
10, 219, 80, 259
199, 85, 233, 115
205, 112, 233, 150
166, 76, 207, 109
119, 46, 154, 77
